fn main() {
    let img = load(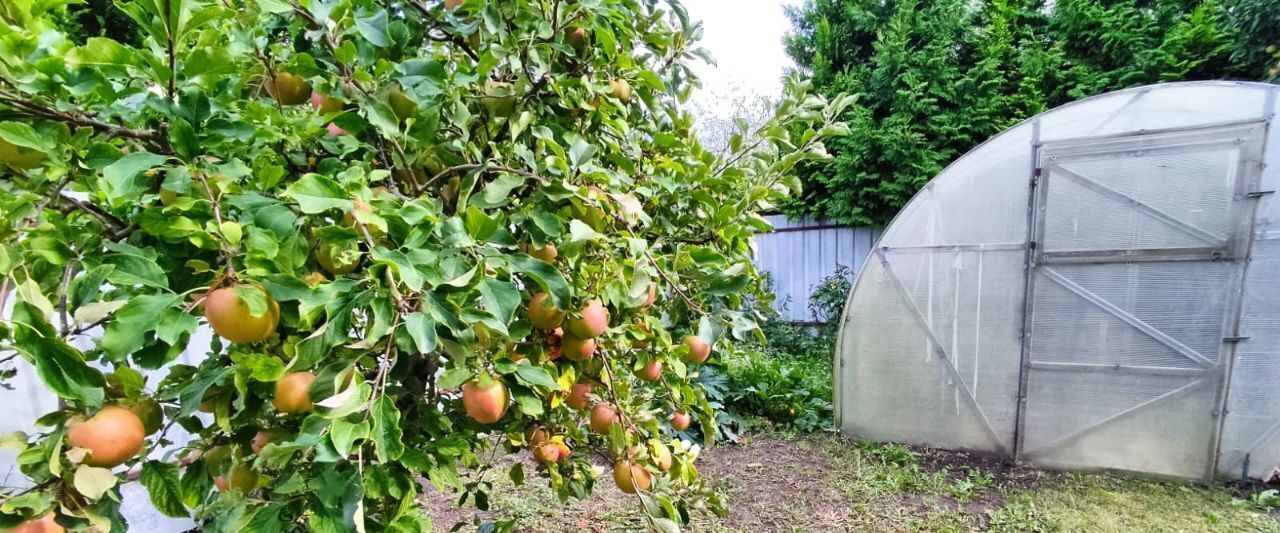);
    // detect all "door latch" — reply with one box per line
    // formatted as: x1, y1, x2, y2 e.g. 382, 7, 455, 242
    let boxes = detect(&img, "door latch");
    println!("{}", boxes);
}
1224, 336, 1251, 343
